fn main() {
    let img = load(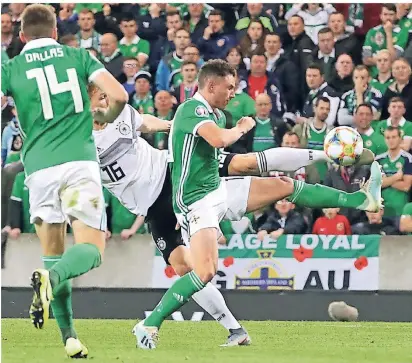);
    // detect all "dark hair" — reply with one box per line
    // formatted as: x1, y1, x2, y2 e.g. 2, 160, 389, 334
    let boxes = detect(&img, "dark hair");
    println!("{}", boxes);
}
289, 14, 305, 24
385, 125, 401, 137
284, 131, 300, 142
225, 46, 241, 58
59, 34, 77, 46
382, 3, 396, 12
166, 10, 181, 19
389, 96, 405, 106
315, 96, 330, 106
355, 103, 373, 114
209, 9, 224, 19
175, 27, 190, 36
78, 8, 94, 16
307, 63, 324, 75
318, 27, 333, 36
120, 14, 136, 23
21, 4, 56, 39
198, 59, 236, 89
329, 11, 345, 19
181, 60, 198, 68
354, 64, 370, 75
265, 32, 281, 41
250, 52, 267, 61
